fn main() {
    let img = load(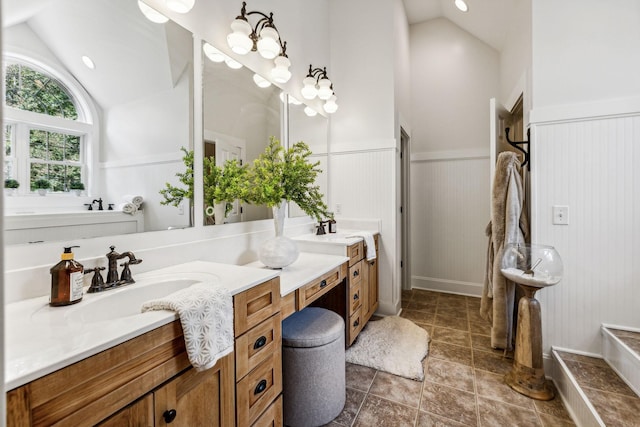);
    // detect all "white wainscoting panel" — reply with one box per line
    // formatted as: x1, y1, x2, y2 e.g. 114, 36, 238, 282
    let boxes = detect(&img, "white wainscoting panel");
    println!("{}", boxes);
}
532, 115, 640, 355
329, 148, 398, 315
410, 154, 490, 296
